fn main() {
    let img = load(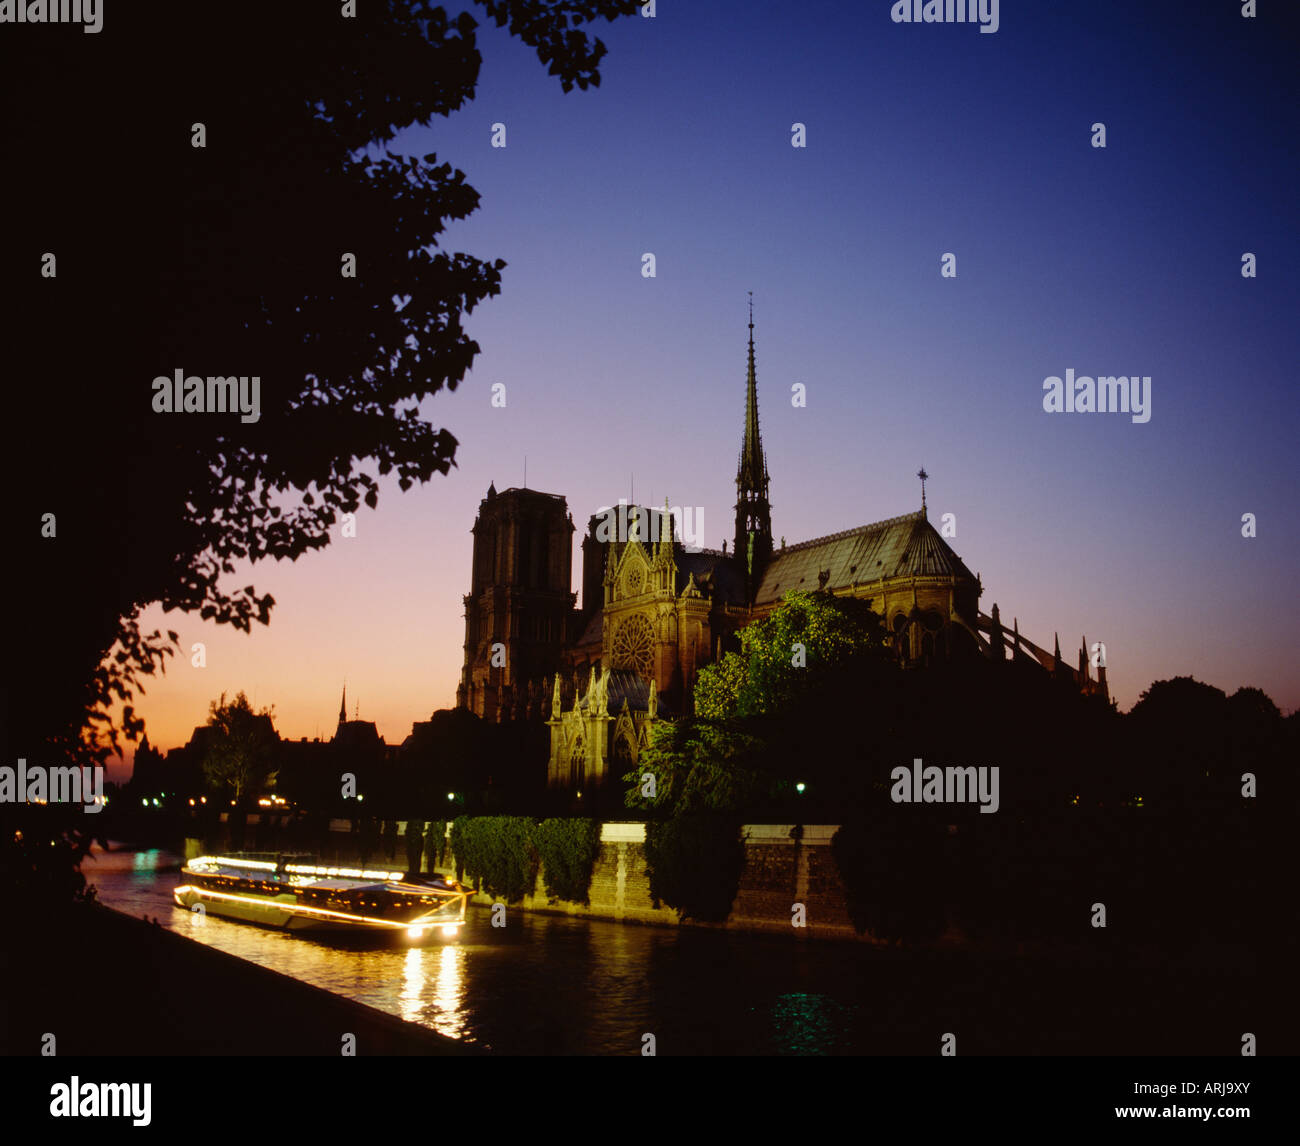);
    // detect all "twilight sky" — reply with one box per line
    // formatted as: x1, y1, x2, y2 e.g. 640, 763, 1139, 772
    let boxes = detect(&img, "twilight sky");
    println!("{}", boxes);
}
120, 0, 1299, 771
